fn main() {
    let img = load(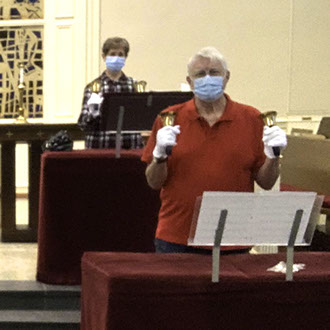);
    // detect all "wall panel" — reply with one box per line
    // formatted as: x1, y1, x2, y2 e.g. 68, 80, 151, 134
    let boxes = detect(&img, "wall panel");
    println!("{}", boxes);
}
43, 0, 87, 123
55, 0, 75, 18
289, 0, 330, 115
100, 0, 330, 117
54, 24, 74, 118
